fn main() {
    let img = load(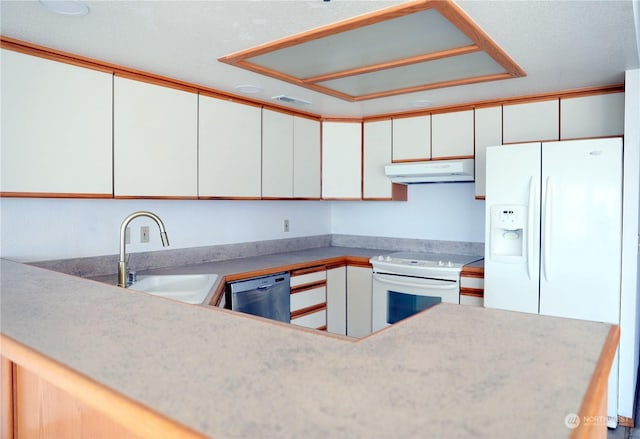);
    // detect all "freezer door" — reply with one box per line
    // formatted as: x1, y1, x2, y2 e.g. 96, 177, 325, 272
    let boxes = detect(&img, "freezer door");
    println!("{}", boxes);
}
484, 143, 542, 314
539, 138, 622, 324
